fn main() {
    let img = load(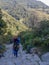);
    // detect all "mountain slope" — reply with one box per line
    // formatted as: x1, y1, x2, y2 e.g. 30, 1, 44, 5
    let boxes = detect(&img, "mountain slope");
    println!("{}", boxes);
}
0, 9, 28, 44
2, 10, 28, 35
0, 0, 49, 29
2, 8, 49, 29
0, 0, 49, 9
19, 9, 49, 28
0, 0, 49, 20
